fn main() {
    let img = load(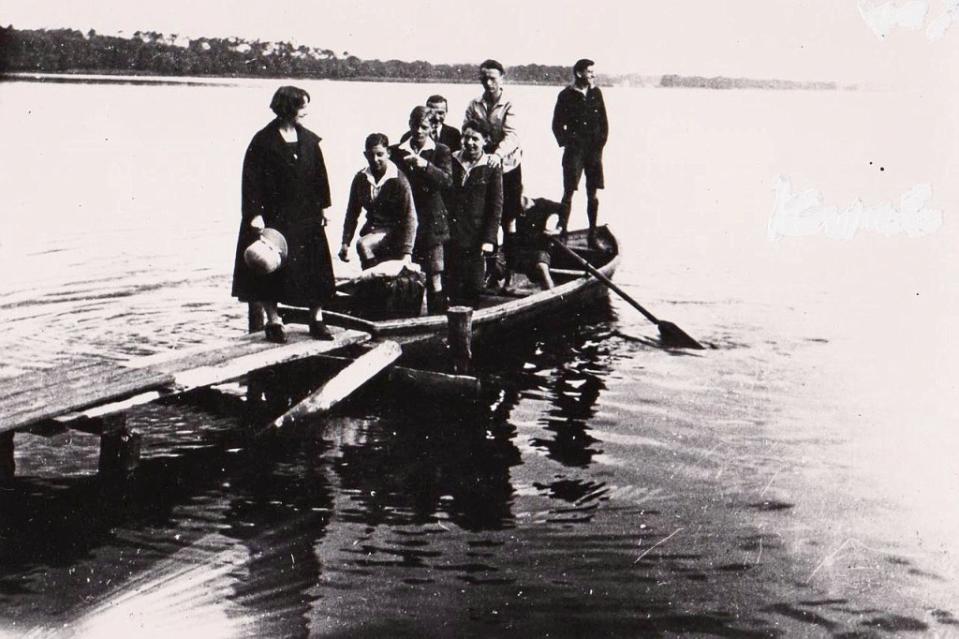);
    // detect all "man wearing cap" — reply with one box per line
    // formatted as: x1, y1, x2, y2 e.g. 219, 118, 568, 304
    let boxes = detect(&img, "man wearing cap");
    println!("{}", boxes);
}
552, 58, 609, 247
